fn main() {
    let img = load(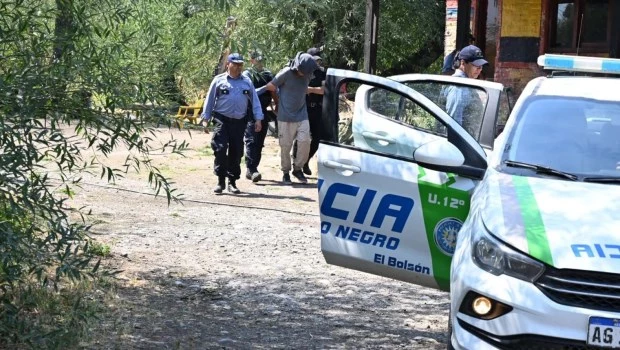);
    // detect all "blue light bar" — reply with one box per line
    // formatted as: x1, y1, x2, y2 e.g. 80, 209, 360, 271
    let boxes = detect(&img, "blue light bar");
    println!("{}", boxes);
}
537, 54, 620, 75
